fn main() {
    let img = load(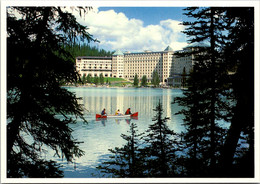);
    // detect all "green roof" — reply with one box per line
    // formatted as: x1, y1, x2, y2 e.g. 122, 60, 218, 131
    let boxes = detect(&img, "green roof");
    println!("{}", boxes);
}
164, 46, 173, 51
112, 50, 124, 56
